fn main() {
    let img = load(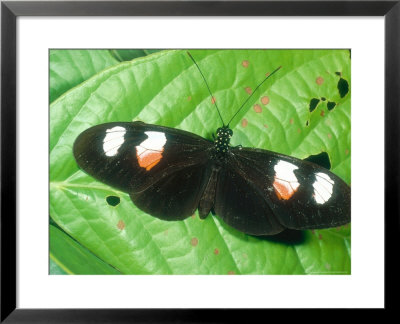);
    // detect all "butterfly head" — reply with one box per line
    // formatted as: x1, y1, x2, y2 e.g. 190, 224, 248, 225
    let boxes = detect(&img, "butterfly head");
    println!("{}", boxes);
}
214, 126, 233, 154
